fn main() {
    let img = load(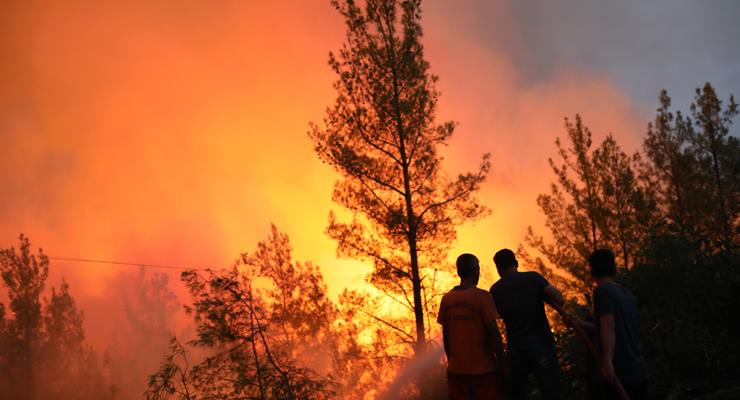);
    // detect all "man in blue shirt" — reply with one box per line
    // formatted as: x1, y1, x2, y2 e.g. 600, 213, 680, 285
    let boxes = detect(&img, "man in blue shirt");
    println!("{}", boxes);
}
589, 249, 648, 399
570, 249, 648, 400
